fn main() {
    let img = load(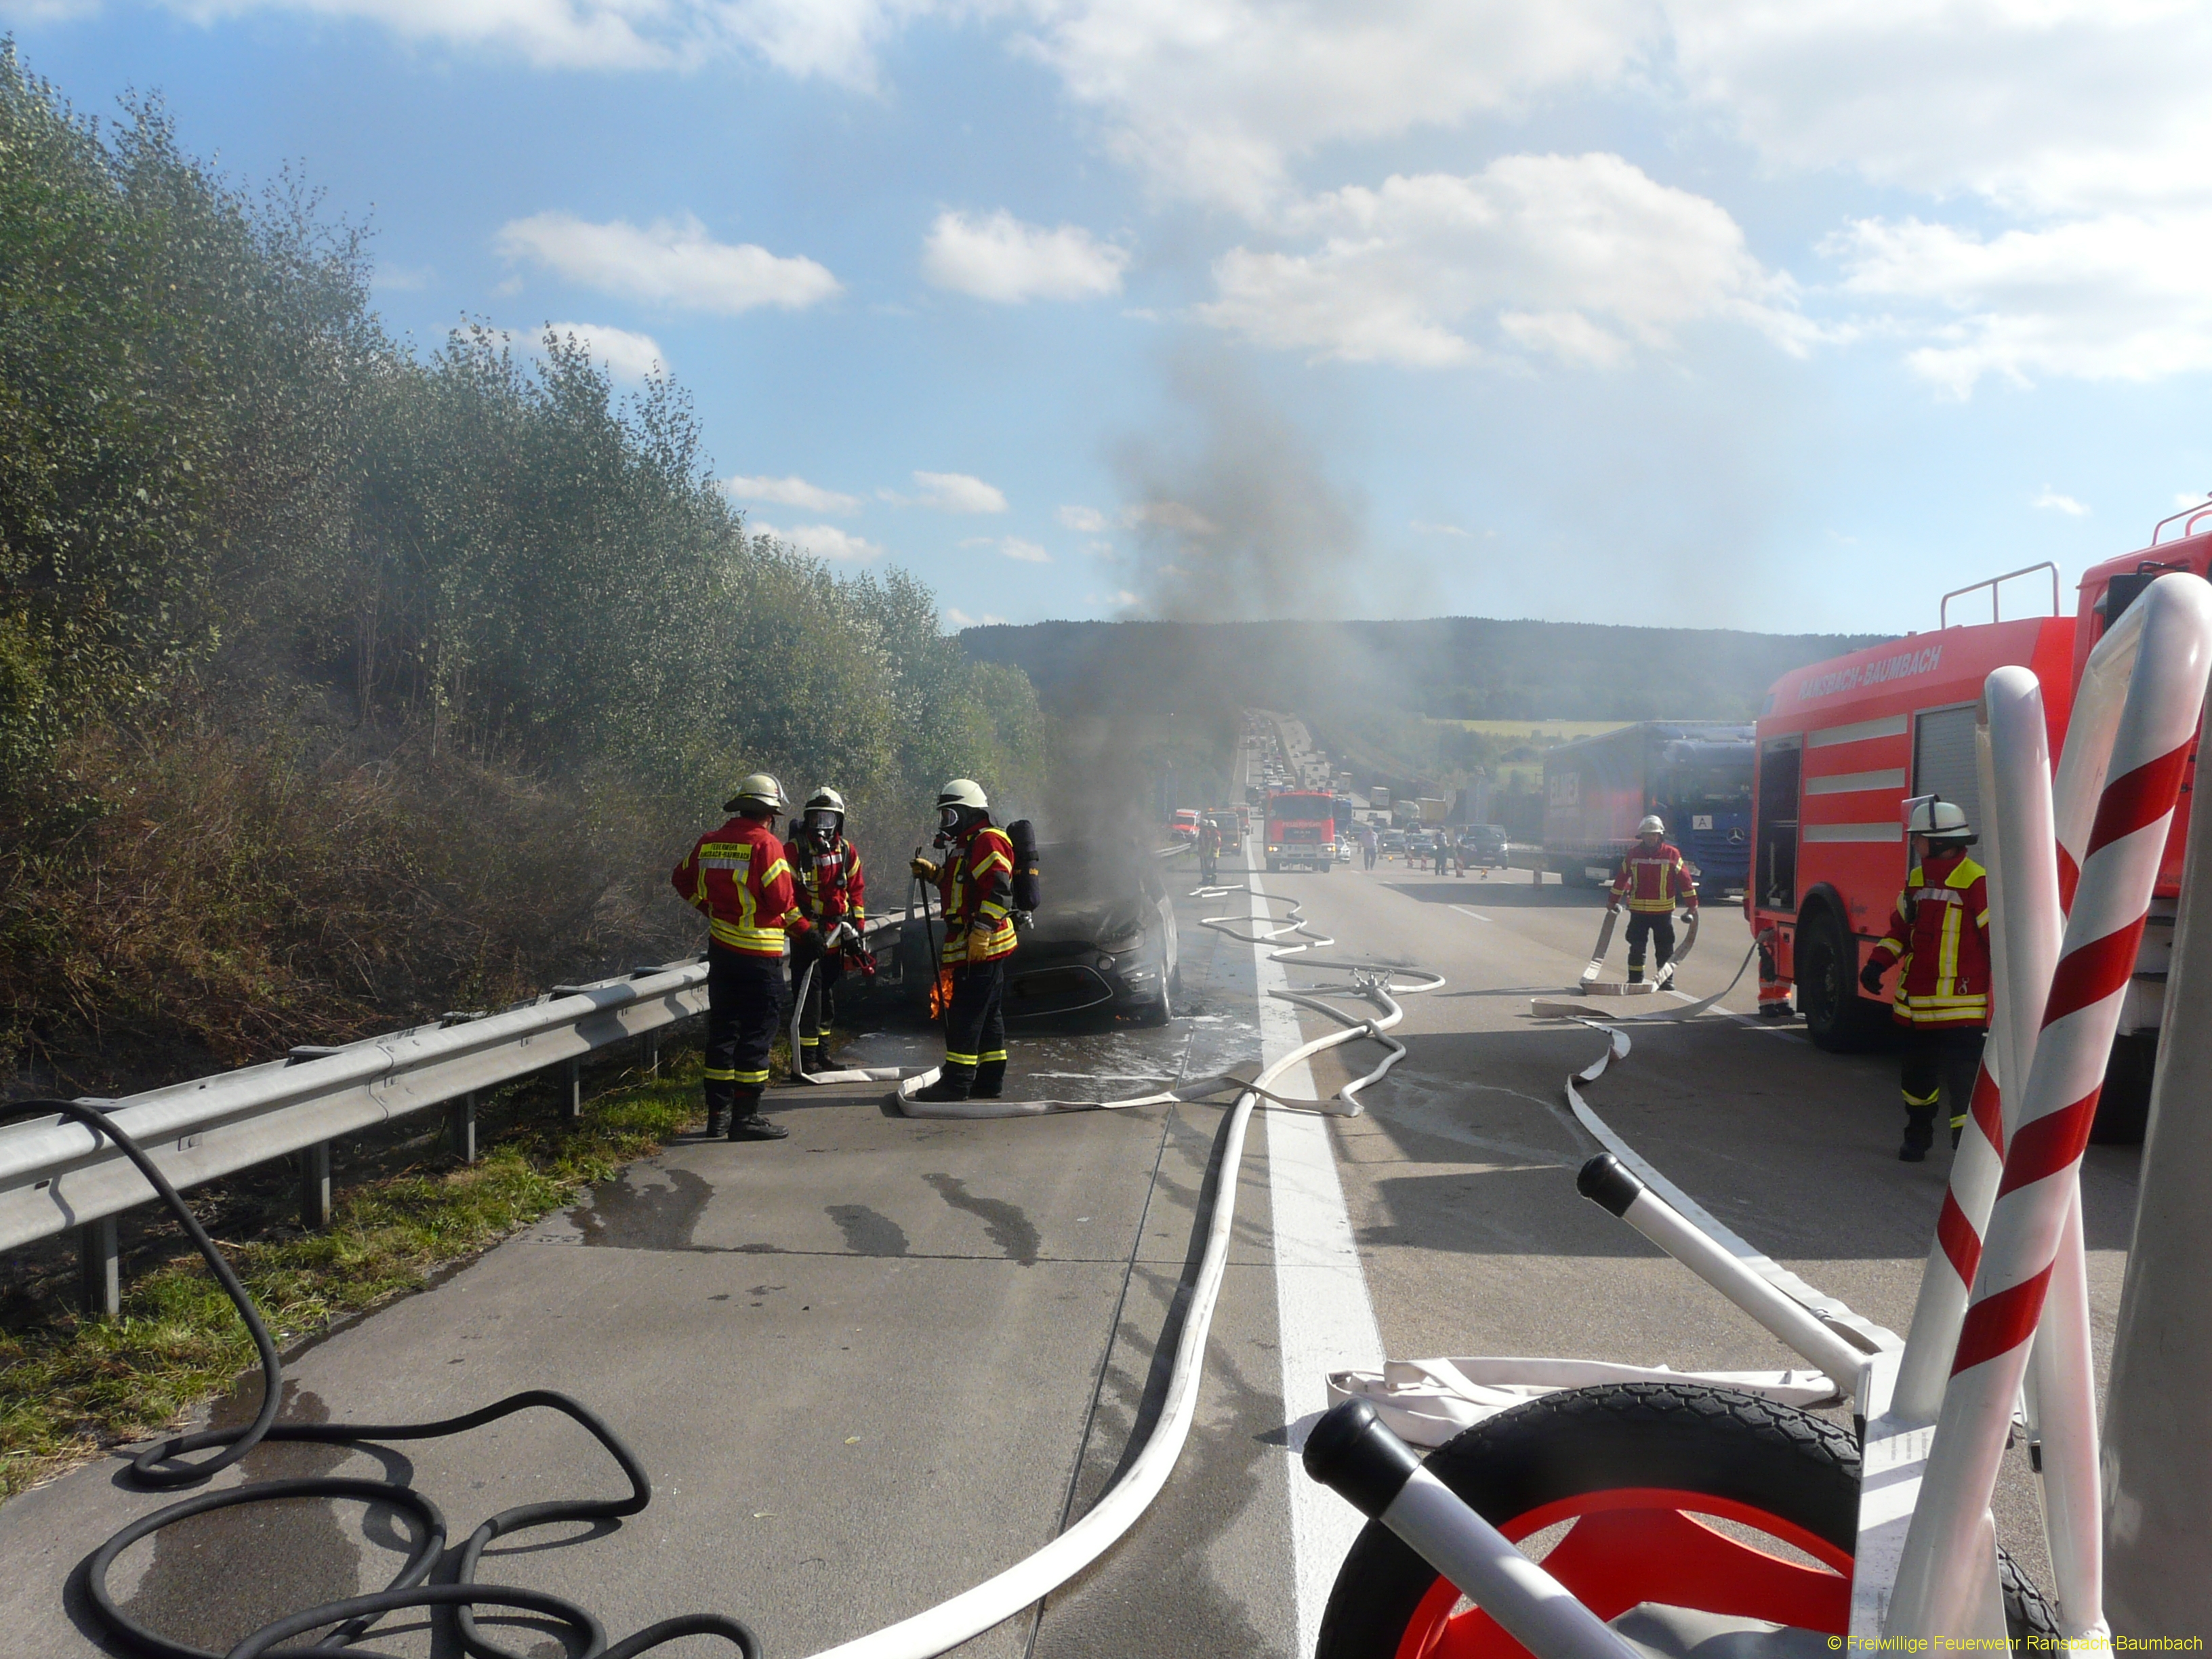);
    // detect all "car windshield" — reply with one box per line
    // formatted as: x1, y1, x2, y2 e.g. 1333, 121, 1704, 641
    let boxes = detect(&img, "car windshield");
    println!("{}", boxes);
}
1040, 841, 1149, 905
